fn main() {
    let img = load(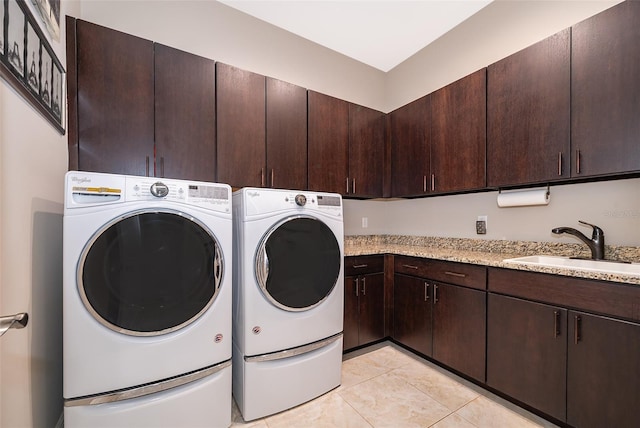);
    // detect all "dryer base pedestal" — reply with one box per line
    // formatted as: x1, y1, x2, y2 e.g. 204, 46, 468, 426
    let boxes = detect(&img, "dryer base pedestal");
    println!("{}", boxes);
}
64, 364, 231, 428
233, 336, 343, 421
